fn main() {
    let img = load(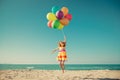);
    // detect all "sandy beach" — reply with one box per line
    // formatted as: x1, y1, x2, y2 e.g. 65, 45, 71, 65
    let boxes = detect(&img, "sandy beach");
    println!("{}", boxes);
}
0, 70, 120, 80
